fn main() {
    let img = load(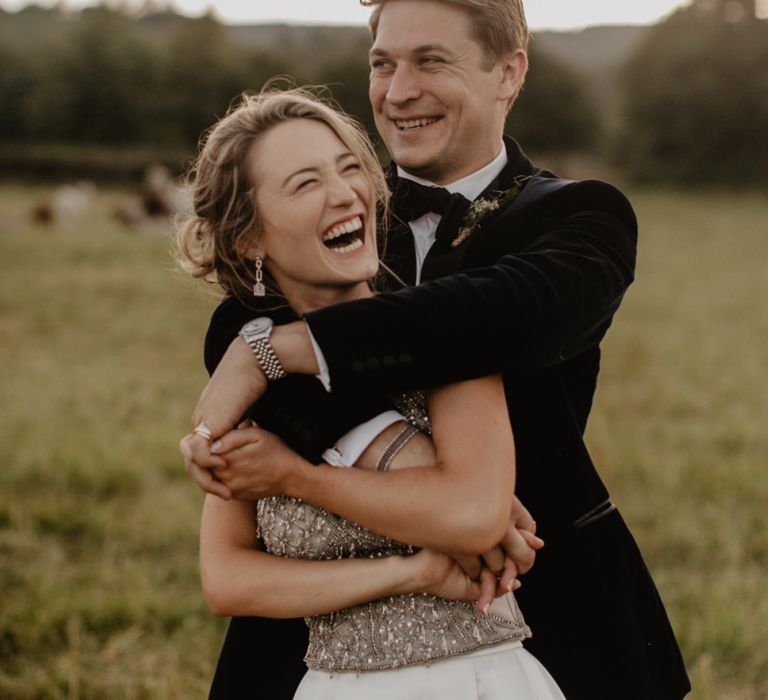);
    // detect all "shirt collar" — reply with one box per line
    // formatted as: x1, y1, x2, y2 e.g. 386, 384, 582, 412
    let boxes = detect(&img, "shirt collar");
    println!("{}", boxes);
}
396, 143, 508, 202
